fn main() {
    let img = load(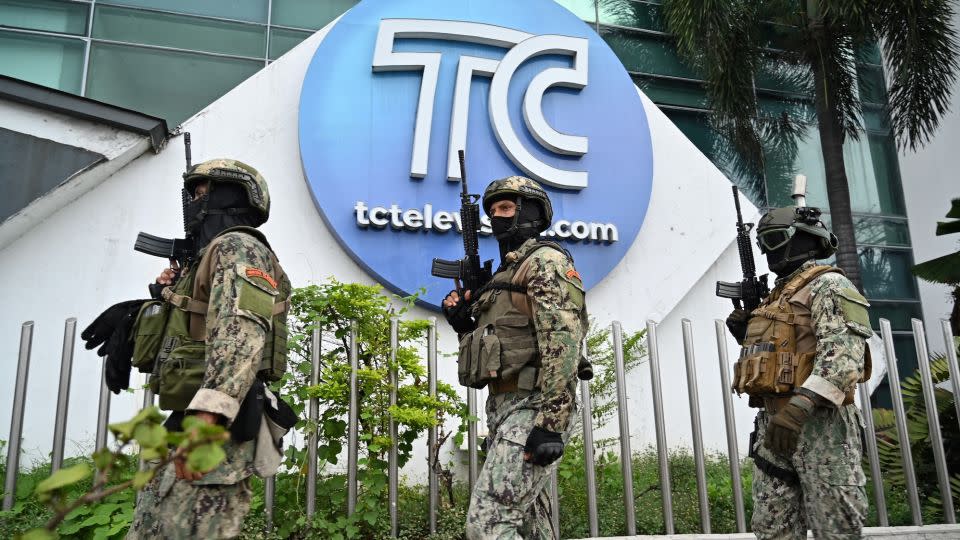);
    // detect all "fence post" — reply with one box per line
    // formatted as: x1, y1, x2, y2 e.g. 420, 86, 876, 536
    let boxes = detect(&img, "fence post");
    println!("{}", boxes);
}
265, 476, 275, 533
428, 317, 438, 534
612, 321, 636, 535
95, 359, 112, 453
941, 319, 960, 434
307, 327, 321, 520
714, 320, 745, 532
347, 321, 359, 516
467, 387, 478, 494
646, 320, 674, 534
389, 317, 399, 537
580, 377, 599, 537
681, 319, 710, 534
3, 321, 34, 511
52, 318, 77, 473
912, 318, 956, 523
880, 319, 923, 525
858, 378, 888, 526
